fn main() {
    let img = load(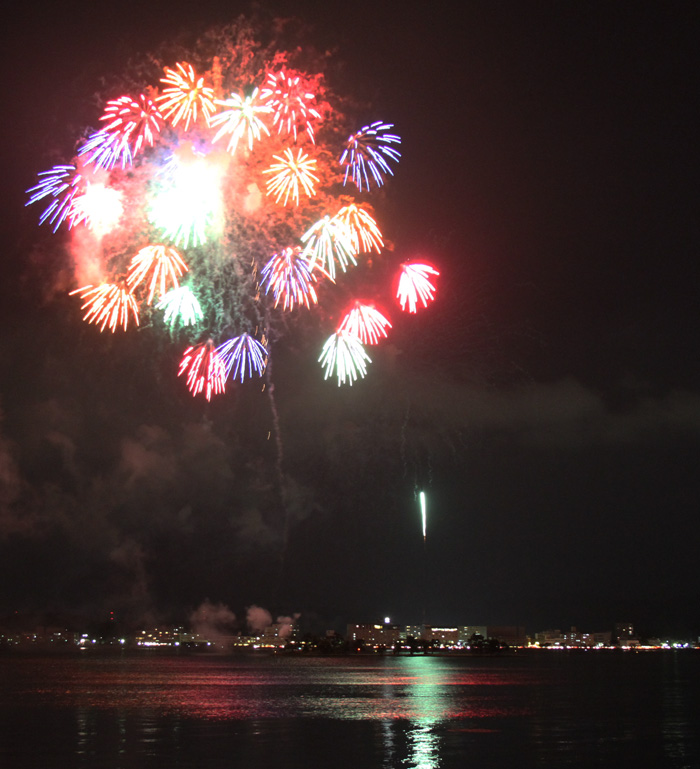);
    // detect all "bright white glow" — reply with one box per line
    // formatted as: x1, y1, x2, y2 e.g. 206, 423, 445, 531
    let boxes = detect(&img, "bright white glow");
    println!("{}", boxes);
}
420, 491, 427, 540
